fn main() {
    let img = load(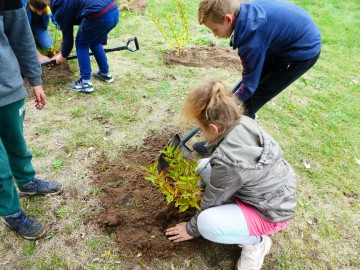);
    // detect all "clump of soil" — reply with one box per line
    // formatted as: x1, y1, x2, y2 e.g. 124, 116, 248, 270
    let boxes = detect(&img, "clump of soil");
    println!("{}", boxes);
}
163, 44, 241, 72
118, 0, 147, 12
41, 64, 73, 90
87, 132, 239, 263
